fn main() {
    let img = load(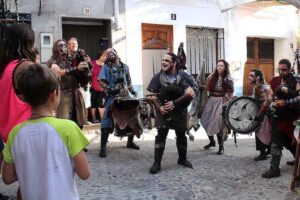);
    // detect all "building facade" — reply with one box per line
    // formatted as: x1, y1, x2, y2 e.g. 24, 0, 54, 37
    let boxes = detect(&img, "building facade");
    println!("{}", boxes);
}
11, 0, 300, 96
